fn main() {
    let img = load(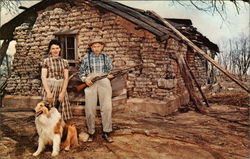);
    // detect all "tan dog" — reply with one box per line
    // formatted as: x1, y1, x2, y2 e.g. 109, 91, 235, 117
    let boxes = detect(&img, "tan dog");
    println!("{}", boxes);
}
33, 101, 78, 157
